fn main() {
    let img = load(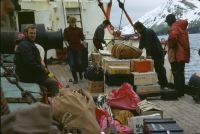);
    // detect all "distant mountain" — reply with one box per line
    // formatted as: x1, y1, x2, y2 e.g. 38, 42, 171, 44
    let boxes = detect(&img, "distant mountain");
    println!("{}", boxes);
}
122, 0, 200, 35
